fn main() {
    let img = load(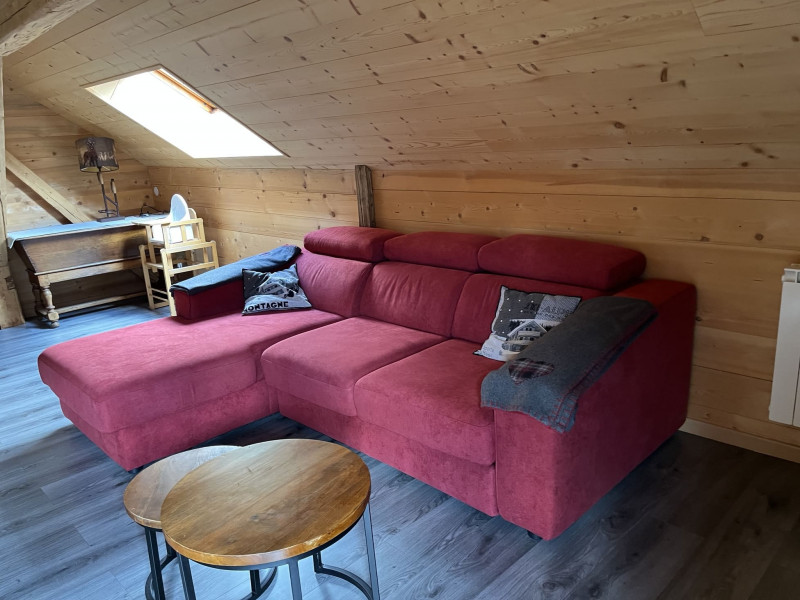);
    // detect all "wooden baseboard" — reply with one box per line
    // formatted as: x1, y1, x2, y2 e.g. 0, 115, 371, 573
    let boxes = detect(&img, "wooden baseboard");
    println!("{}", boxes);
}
681, 418, 800, 464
